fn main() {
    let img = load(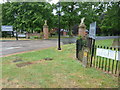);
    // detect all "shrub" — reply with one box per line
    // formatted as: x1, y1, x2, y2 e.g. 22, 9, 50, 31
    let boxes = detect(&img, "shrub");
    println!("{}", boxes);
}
30, 36, 39, 39
33, 36, 39, 39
